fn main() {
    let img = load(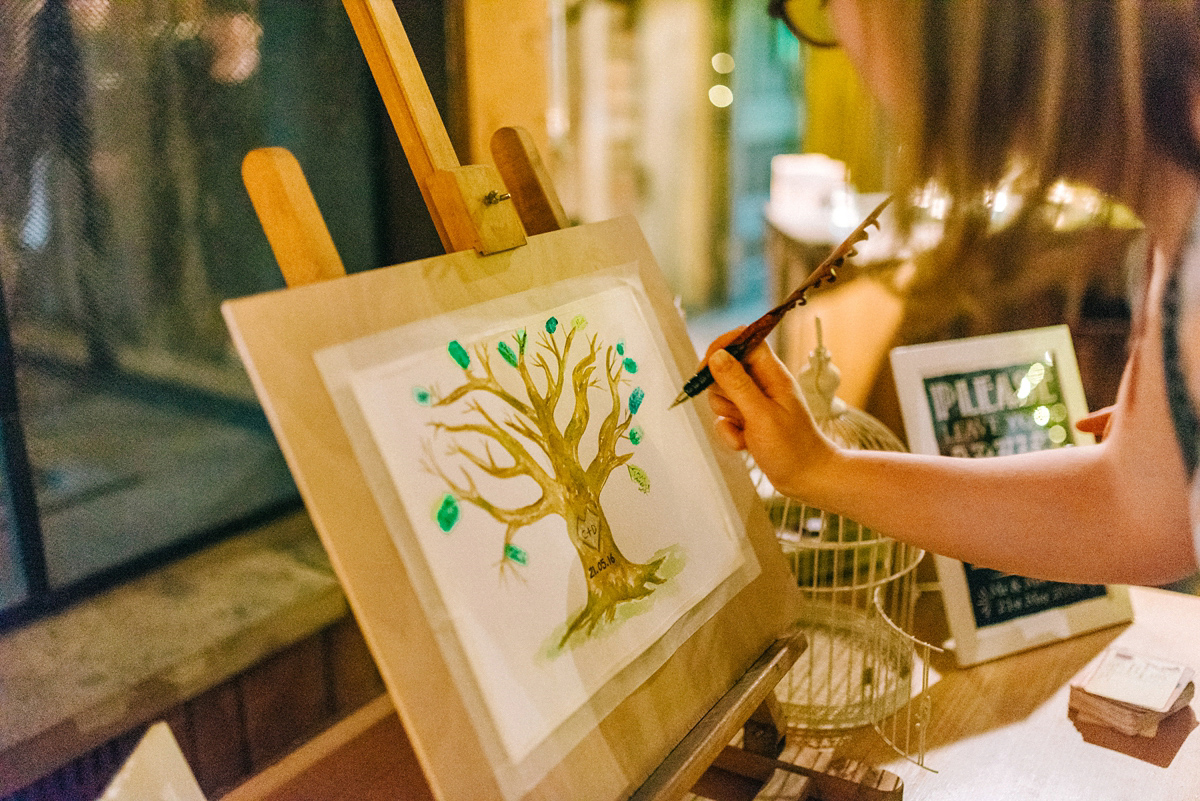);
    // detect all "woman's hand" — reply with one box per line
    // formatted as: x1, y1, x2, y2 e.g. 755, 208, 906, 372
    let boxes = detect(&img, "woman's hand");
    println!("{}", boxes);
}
1076, 405, 1115, 442
703, 328, 836, 498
